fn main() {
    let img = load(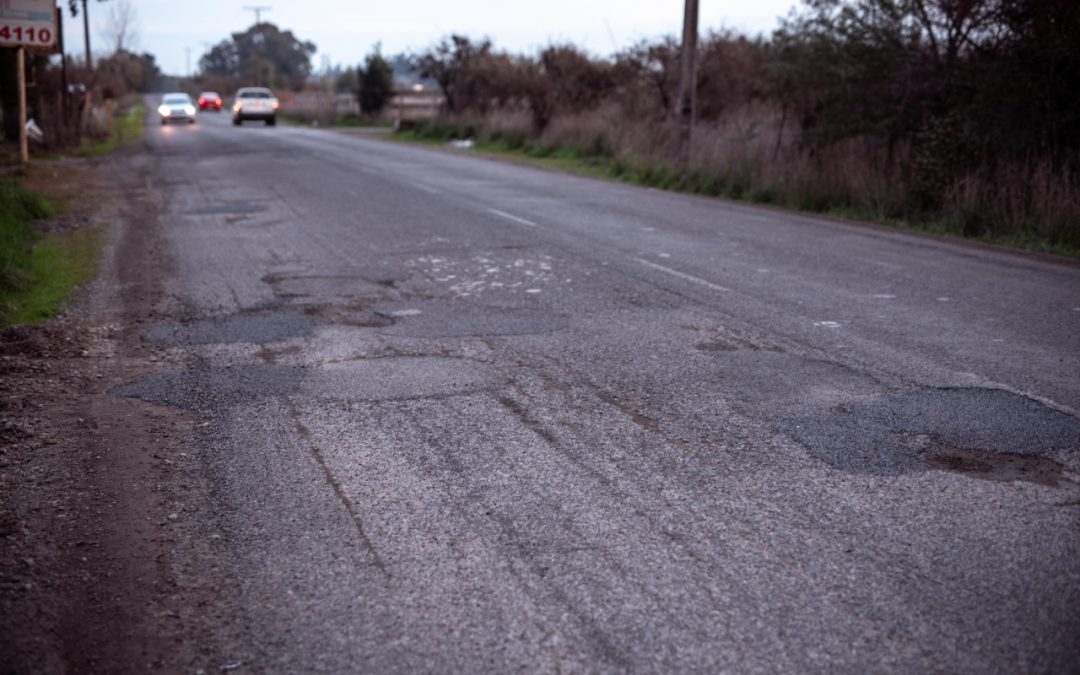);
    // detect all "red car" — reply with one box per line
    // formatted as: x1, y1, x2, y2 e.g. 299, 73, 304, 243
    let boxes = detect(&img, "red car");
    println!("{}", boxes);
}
197, 92, 222, 111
